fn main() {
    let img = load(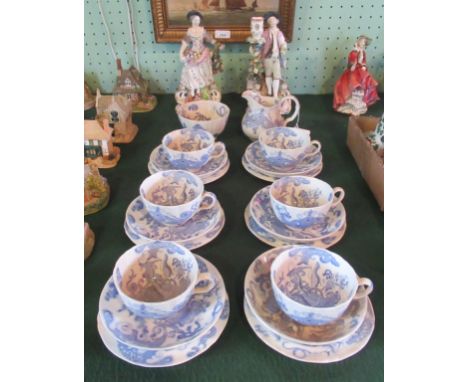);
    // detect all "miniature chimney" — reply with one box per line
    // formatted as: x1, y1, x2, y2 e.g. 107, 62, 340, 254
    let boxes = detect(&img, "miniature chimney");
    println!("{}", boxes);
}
116, 59, 122, 77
